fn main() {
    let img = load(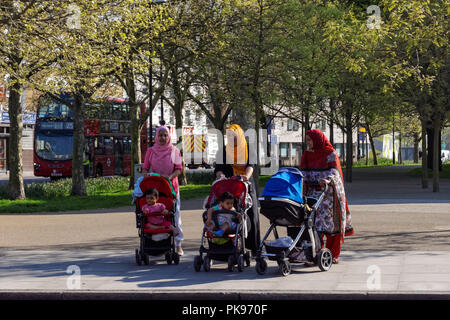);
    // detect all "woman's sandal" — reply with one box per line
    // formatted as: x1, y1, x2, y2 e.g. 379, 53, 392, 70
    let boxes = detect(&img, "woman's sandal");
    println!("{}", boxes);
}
333, 258, 339, 264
